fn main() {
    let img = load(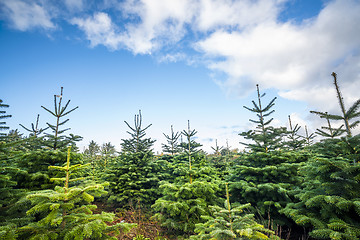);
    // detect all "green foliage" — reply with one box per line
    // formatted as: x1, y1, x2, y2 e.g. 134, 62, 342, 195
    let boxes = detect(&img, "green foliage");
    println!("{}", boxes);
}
106, 152, 170, 207
121, 110, 156, 153
239, 84, 286, 152
282, 135, 360, 239
191, 184, 275, 240
8, 147, 136, 240
228, 150, 310, 227
284, 115, 306, 150
179, 120, 202, 154
152, 180, 222, 235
